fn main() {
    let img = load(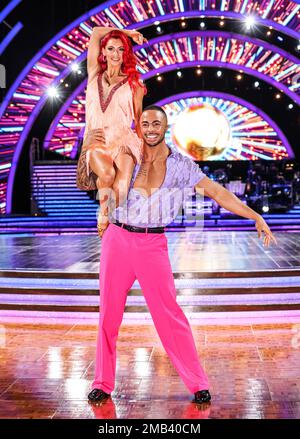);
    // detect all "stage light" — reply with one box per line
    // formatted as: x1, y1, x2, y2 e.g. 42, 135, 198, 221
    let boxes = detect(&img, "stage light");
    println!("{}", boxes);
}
267, 31, 272, 36
275, 93, 281, 99
219, 21, 225, 27
47, 87, 59, 98
297, 44, 300, 50
245, 16, 256, 30
154, 21, 160, 25
200, 21, 206, 29
277, 36, 284, 42
216, 70, 222, 77
177, 71, 183, 78
156, 26, 162, 34
180, 21, 187, 28
254, 81, 260, 88
196, 68, 202, 75
71, 63, 79, 72
236, 74, 242, 80
288, 104, 294, 109
157, 75, 163, 82
262, 205, 269, 213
